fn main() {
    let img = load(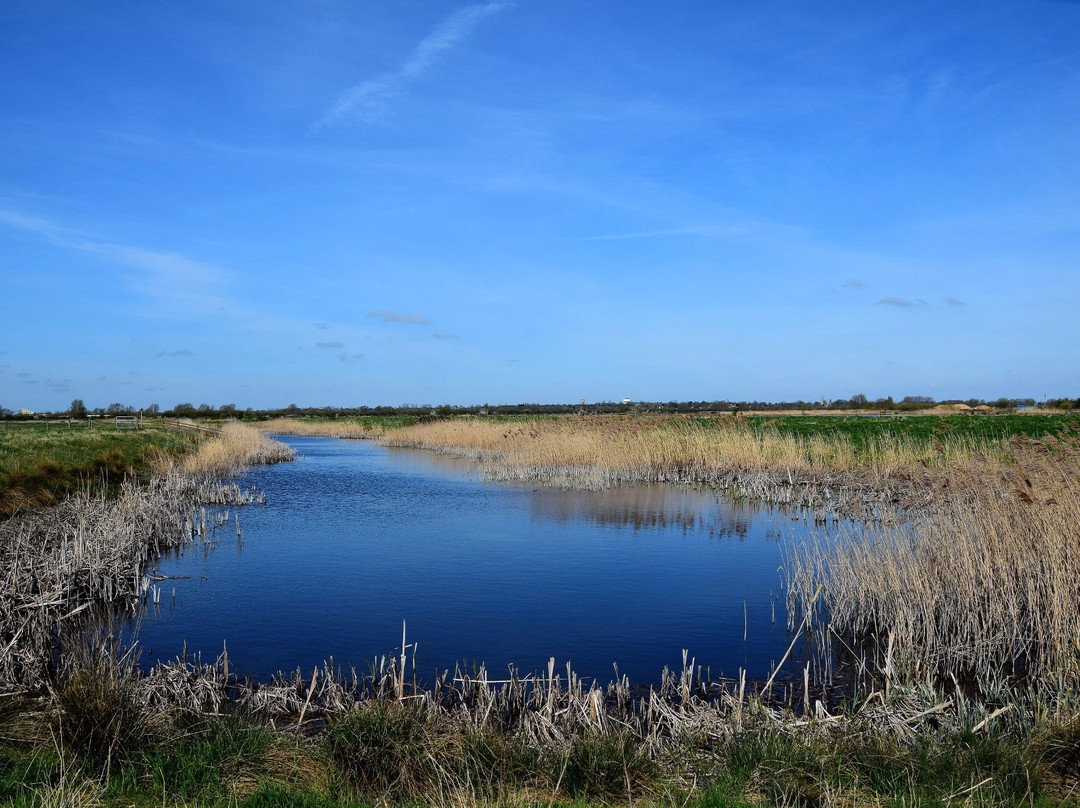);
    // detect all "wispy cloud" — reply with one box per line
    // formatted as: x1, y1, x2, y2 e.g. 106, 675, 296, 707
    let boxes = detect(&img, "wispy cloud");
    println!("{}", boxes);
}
875, 297, 928, 308
156, 349, 194, 357
0, 208, 235, 316
318, 2, 511, 126
945, 297, 966, 306
433, 332, 458, 340
841, 279, 866, 289
316, 341, 345, 348
368, 310, 431, 325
